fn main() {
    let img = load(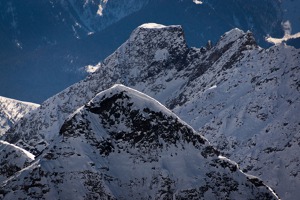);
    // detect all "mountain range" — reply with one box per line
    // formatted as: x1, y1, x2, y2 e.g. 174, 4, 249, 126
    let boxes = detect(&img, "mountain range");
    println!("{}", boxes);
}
1, 23, 299, 199
0, 84, 280, 199
1, 0, 299, 103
